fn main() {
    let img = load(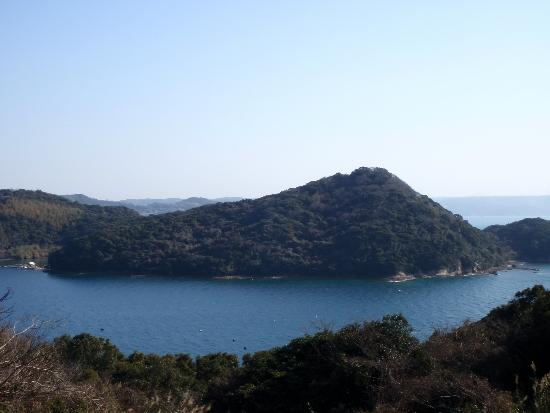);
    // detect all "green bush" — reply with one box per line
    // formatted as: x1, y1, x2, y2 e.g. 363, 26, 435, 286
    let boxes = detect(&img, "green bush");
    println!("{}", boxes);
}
54, 333, 123, 374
